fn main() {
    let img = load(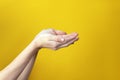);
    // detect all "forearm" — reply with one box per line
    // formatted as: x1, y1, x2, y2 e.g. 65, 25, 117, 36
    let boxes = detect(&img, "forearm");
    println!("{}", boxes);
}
17, 54, 38, 80
0, 41, 40, 80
